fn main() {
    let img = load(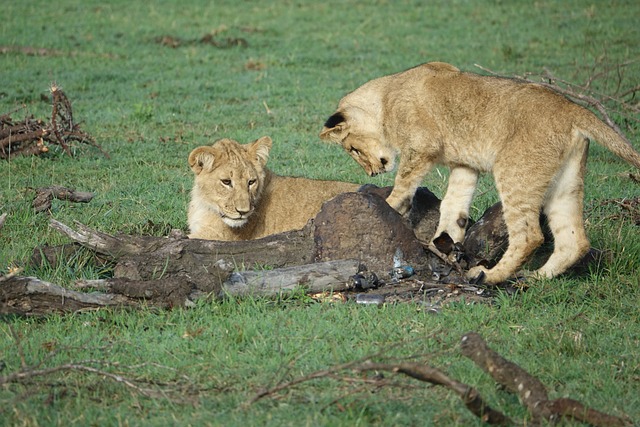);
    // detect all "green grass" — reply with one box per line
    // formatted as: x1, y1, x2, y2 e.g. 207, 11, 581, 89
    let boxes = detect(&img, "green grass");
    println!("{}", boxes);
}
1, 0, 639, 425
